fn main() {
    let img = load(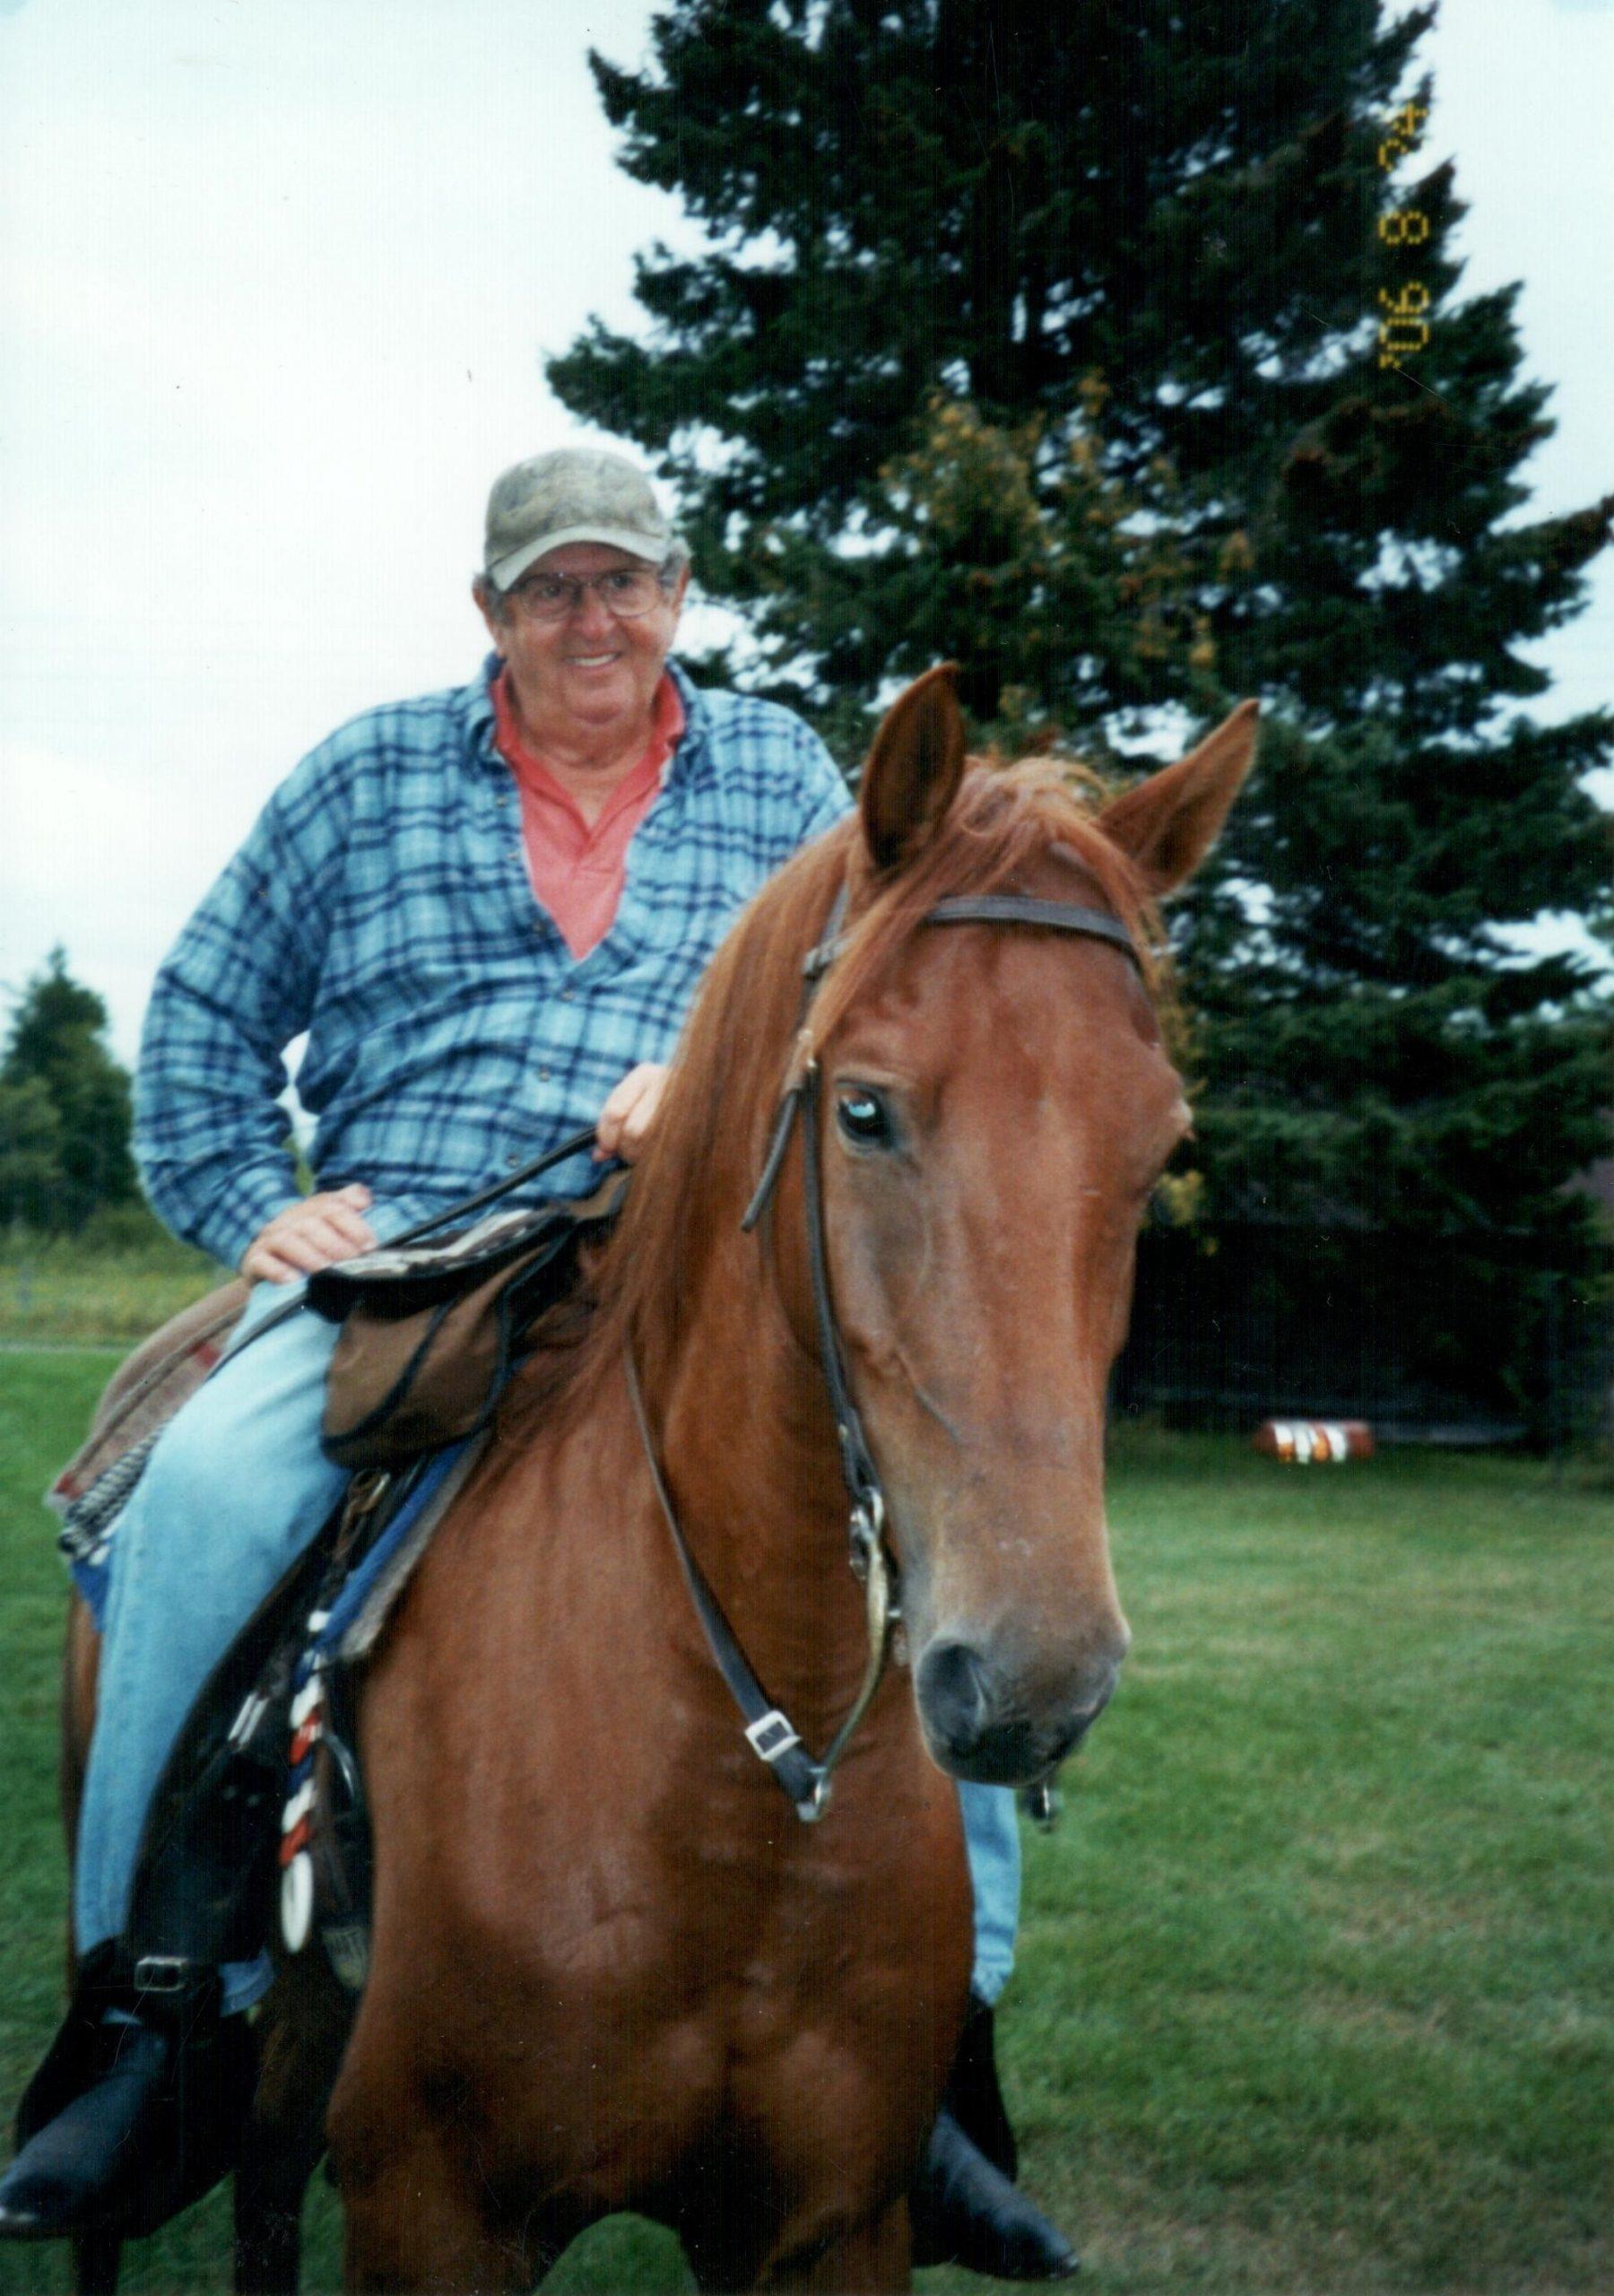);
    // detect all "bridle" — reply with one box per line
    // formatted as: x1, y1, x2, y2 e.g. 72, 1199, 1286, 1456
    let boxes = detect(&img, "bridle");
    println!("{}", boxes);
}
626, 869, 1145, 1822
